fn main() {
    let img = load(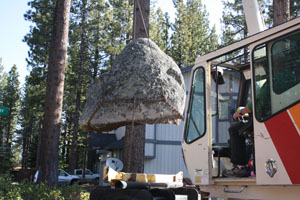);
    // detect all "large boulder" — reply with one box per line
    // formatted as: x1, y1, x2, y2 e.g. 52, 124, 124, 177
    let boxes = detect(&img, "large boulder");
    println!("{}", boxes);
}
79, 38, 185, 132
